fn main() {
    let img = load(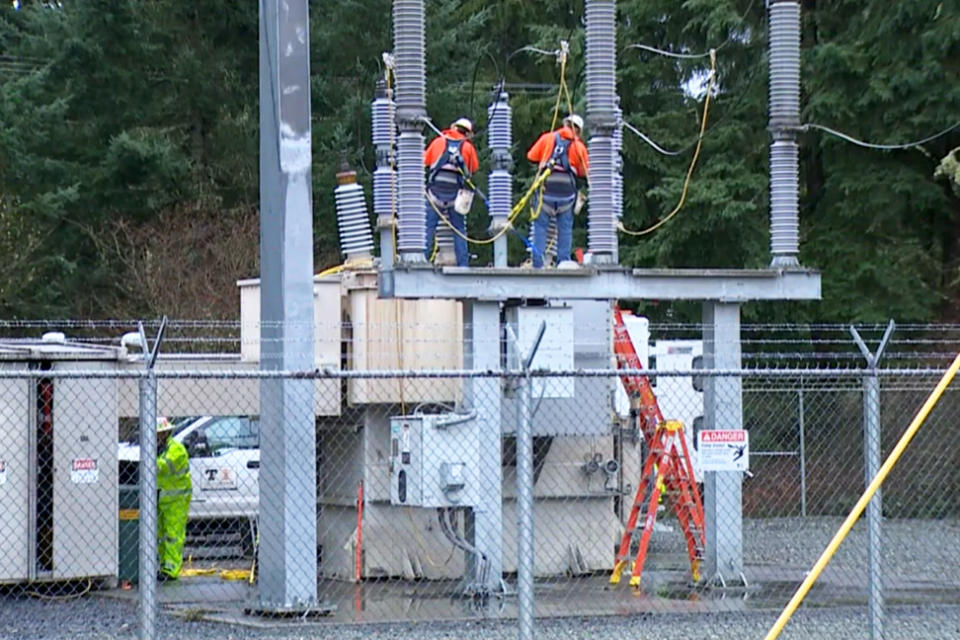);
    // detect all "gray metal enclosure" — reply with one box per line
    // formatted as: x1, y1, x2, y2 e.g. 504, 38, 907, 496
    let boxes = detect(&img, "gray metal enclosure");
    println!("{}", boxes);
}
0, 342, 120, 585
